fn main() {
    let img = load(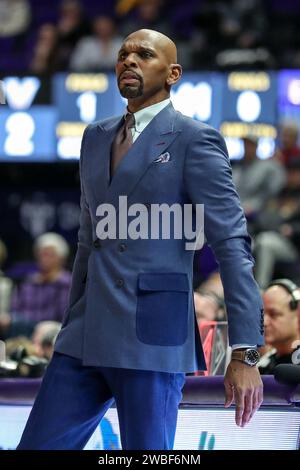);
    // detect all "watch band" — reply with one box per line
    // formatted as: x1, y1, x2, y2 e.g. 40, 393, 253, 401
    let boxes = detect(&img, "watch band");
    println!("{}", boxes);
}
231, 350, 246, 362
